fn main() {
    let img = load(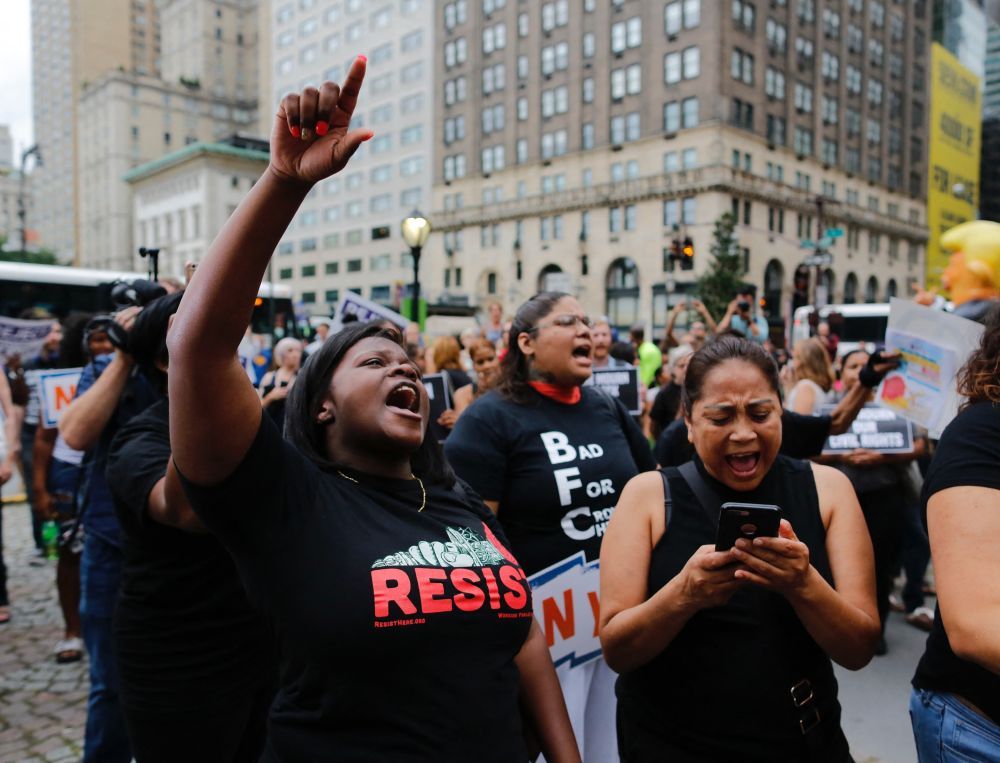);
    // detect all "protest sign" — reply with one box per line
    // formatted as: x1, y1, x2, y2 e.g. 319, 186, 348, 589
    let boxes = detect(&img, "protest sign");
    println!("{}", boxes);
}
877, 299, 983, 437
330, 292, 409, 333
819, 404, 914, 454
527, 551, 602, 669
37, 368, 83, 428
0, 317, 56, 361
421, 373, 452, 442
584, 366, 642, 415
